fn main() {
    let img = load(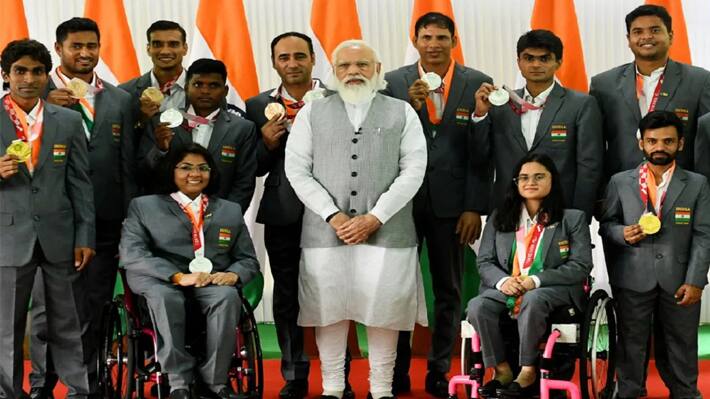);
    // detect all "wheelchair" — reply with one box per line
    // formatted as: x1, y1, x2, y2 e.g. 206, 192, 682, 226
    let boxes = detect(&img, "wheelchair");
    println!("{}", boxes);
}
96, 270, 263, 399
452, 282, 617, 399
